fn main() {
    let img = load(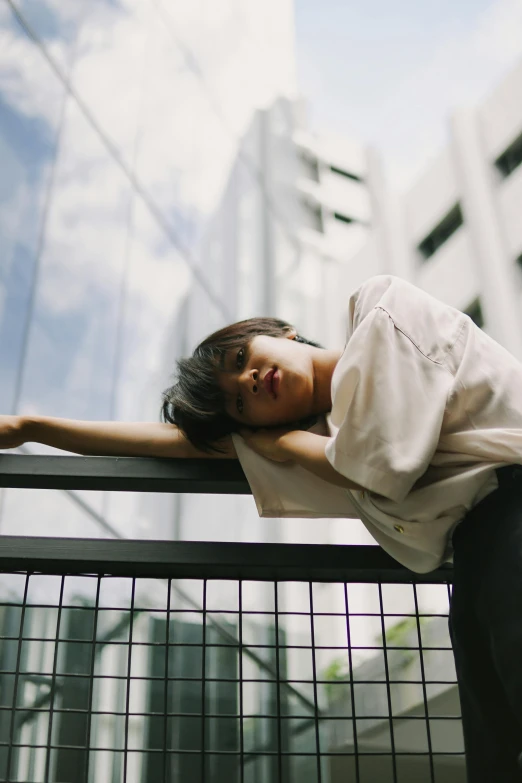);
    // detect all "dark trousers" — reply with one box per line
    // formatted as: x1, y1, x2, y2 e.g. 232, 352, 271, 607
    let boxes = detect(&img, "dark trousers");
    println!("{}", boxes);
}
450, 465, 522, 782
